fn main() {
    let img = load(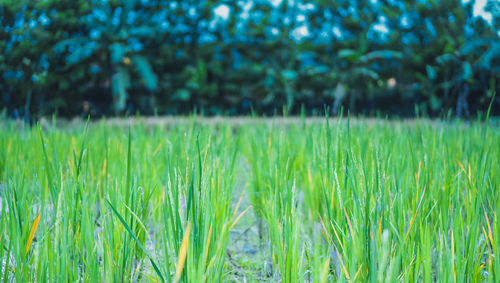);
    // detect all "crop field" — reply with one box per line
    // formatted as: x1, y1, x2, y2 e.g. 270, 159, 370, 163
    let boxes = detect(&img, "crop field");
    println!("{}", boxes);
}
0, 117, 498, 282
